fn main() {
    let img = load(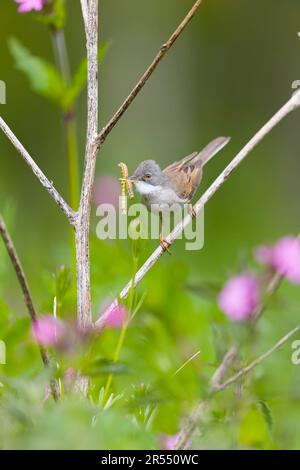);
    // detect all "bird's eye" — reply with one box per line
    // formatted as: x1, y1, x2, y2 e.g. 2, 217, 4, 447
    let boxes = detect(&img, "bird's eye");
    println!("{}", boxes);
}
144, 173, 152, 180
